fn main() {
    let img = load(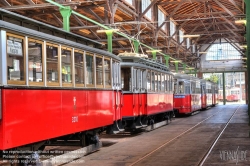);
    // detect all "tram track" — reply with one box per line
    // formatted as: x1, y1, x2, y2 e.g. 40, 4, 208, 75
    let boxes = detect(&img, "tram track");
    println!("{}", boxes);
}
129, 105, 241, 166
